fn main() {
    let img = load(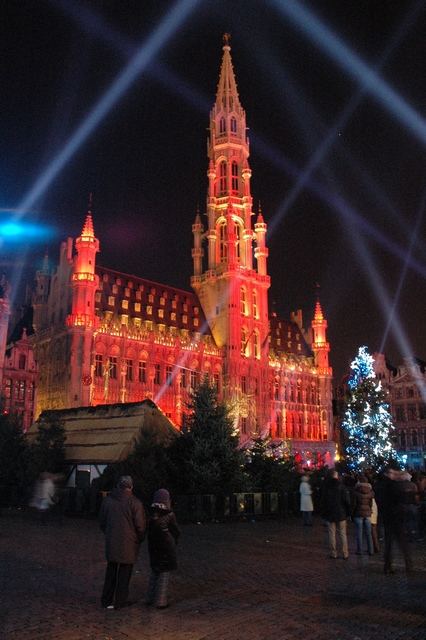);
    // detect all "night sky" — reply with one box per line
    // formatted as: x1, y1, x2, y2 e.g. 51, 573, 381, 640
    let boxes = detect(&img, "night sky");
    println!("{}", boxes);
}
1, 0, 426, 381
